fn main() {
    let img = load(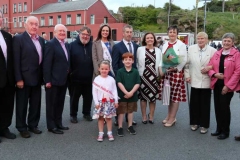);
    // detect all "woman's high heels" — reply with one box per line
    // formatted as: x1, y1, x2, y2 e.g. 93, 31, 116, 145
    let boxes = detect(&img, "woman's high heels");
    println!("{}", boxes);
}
164, 119, 176, 127
162, 119, 168, 124
148, 113, 154, 124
